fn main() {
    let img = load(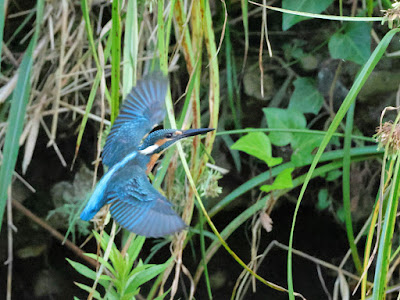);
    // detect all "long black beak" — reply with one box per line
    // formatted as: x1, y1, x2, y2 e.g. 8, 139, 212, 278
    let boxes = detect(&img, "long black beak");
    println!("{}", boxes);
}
180, 128, 215, 139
